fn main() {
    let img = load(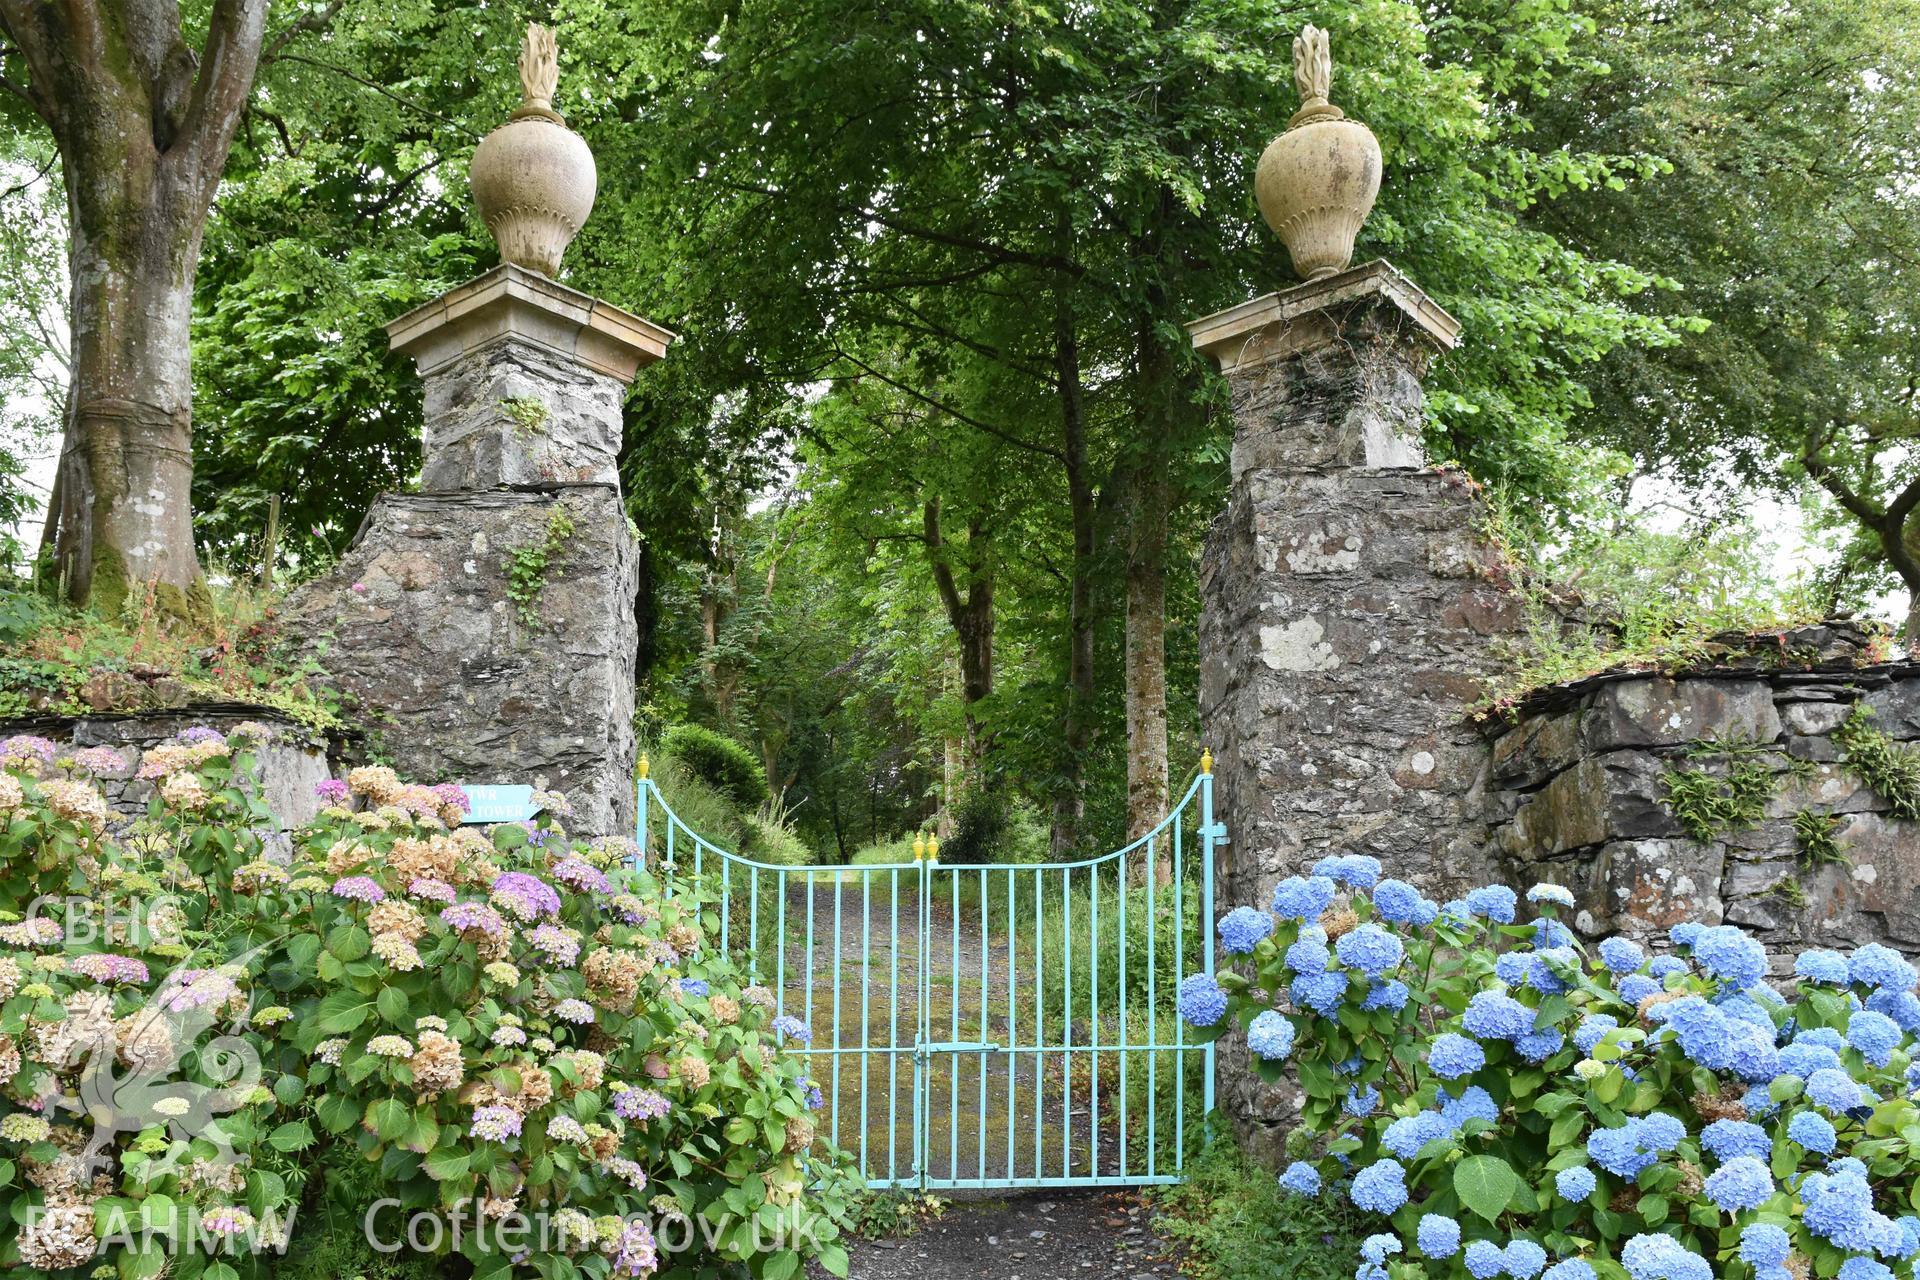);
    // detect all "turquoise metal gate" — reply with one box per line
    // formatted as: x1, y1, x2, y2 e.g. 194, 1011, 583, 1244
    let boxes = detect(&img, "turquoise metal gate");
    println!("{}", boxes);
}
636, 758, 1218, 1190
